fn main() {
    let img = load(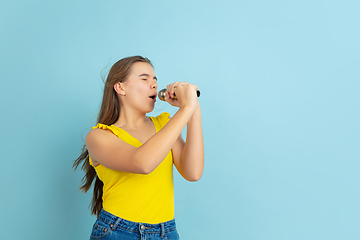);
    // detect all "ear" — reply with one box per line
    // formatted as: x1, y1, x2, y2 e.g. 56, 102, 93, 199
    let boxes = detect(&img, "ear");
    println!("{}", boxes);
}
114, 82, 126, 96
